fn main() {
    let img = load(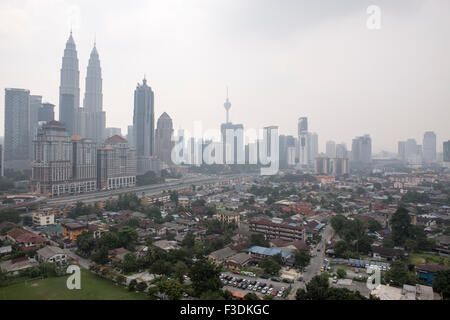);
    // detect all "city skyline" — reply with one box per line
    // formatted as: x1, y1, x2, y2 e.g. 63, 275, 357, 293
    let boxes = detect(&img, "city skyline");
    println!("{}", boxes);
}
1, 1, 450, 154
